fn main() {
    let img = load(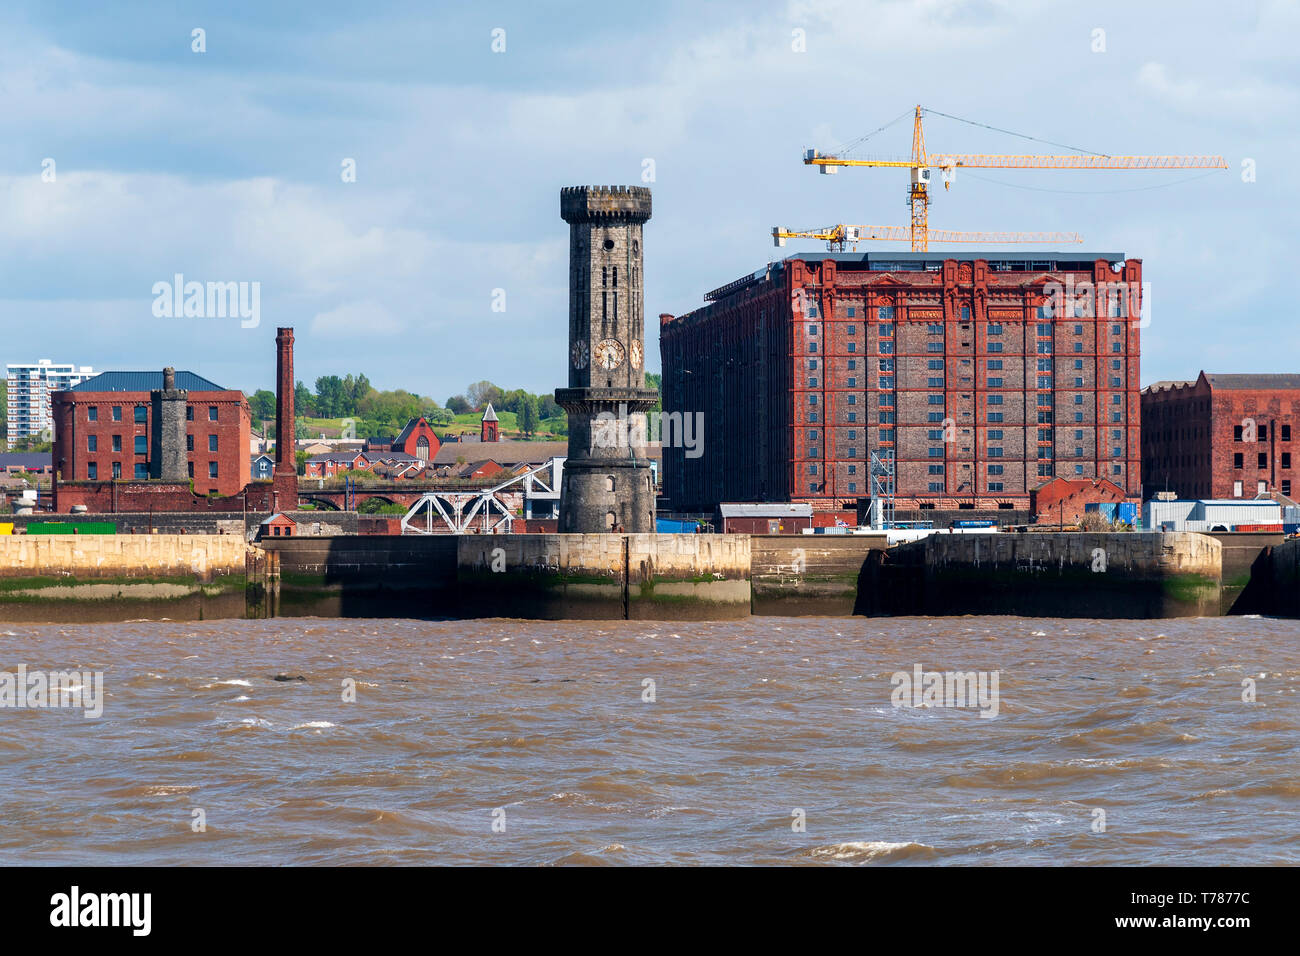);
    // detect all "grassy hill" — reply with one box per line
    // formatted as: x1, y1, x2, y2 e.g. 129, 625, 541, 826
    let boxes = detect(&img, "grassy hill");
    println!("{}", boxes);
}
437, 411, 566, 439
292, 411, 568, 441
